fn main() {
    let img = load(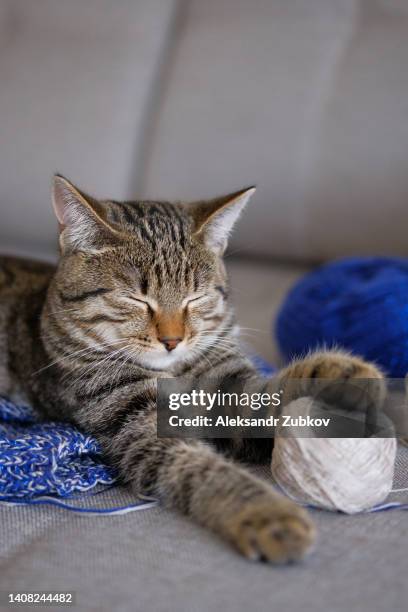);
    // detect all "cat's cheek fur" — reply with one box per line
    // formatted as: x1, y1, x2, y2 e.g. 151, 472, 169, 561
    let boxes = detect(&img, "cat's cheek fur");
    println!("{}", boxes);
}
98, 324, 126, 346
